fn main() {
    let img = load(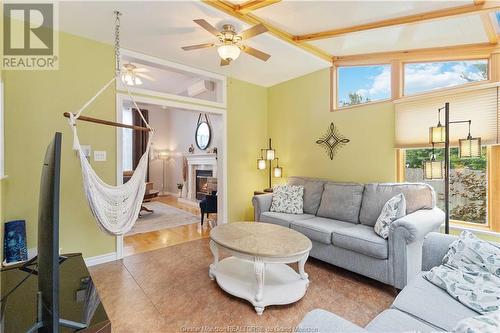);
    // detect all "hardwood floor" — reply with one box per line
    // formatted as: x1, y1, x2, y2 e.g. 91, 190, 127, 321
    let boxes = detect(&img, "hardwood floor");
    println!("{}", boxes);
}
123, 195, 214, 257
